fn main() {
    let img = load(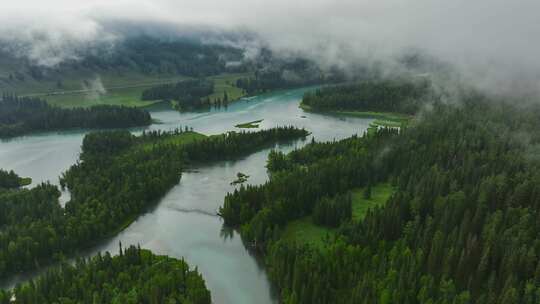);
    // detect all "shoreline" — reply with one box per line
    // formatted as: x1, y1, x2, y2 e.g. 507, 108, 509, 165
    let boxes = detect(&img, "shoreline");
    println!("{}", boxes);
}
300, 102, 410, 120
